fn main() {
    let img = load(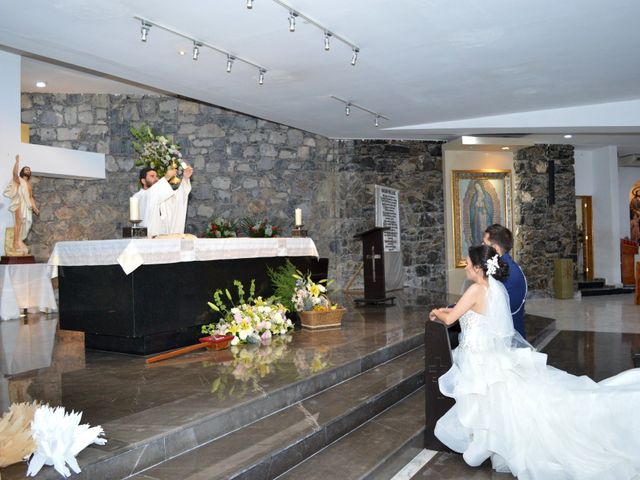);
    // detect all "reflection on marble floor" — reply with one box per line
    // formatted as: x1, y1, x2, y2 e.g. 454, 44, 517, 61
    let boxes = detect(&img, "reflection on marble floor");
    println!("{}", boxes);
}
0, 288, 454, 480
0, 315, 84, 413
